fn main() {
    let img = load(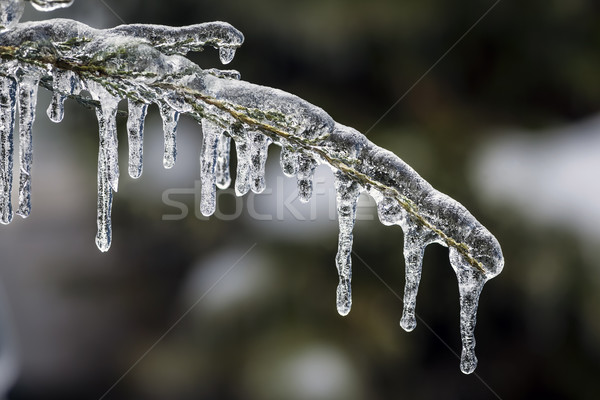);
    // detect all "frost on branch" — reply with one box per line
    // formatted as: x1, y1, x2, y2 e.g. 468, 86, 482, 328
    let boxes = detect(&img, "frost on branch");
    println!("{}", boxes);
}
0, 8, 504, 374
